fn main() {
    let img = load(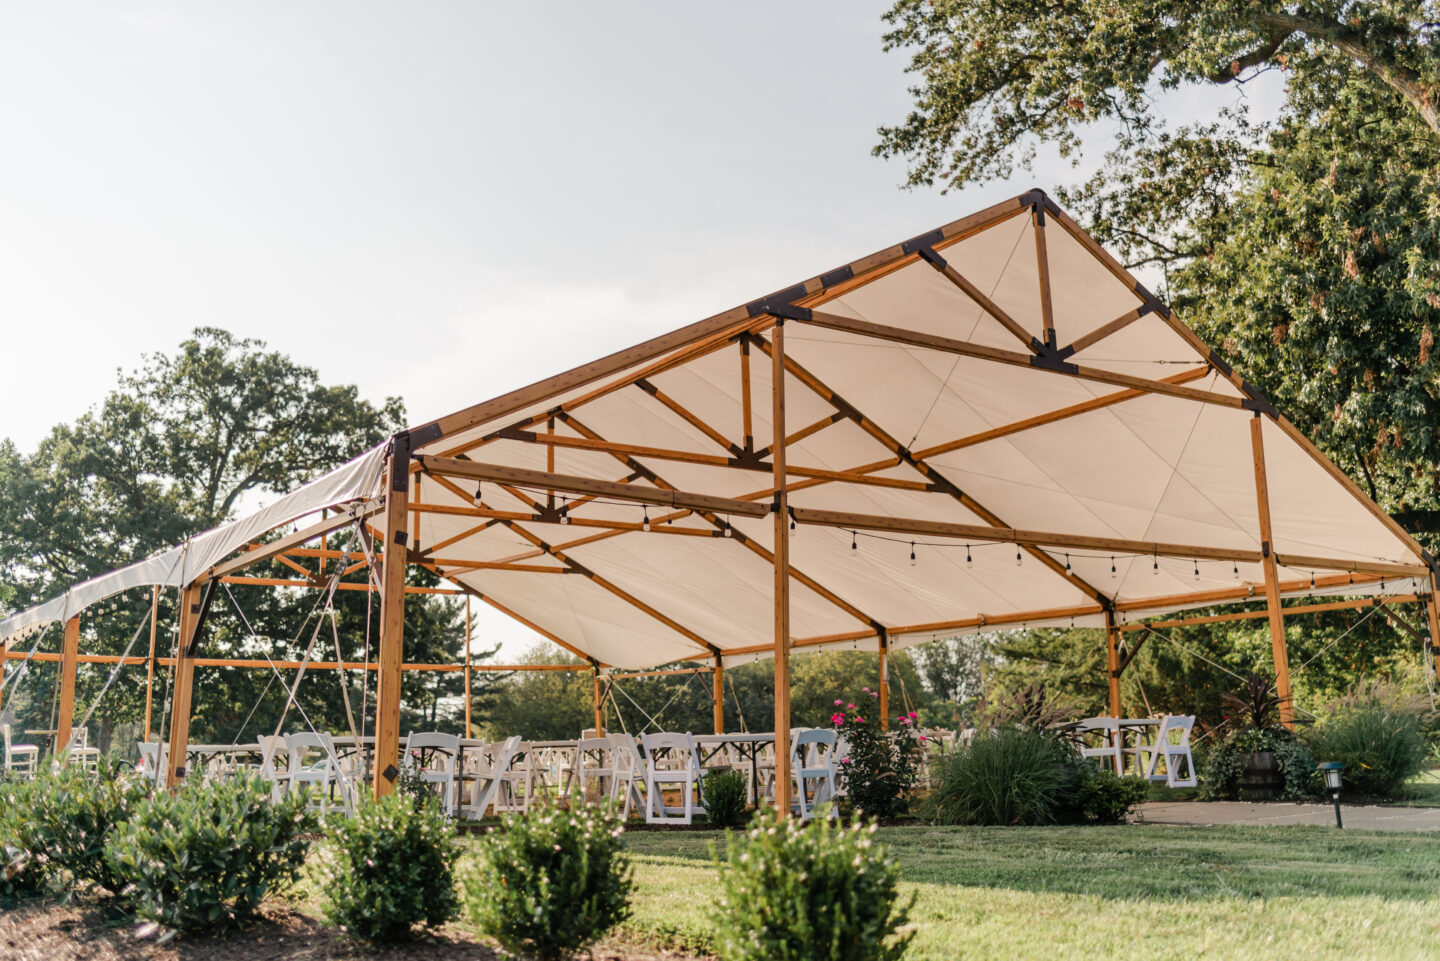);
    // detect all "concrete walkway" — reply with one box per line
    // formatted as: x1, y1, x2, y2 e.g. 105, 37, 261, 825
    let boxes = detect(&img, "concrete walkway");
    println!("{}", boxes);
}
1136, 800, 1440, 832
